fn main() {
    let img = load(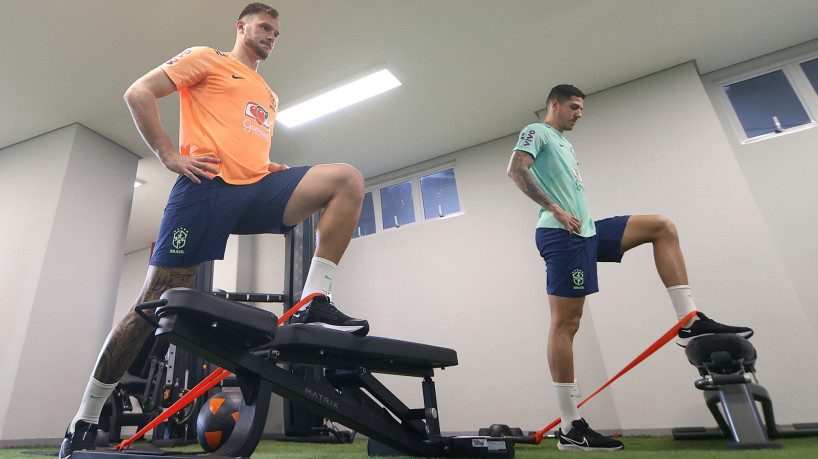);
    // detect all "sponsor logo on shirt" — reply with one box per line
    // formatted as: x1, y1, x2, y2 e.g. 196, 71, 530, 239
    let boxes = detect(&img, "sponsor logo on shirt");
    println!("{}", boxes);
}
245, 102, 270, 128
572, 165, 583, 182
244, 101, 271, 139
520, 129, 536, 147
572, 164, 585, 191
269, 90, 278, 112
165, 49, 192, 66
